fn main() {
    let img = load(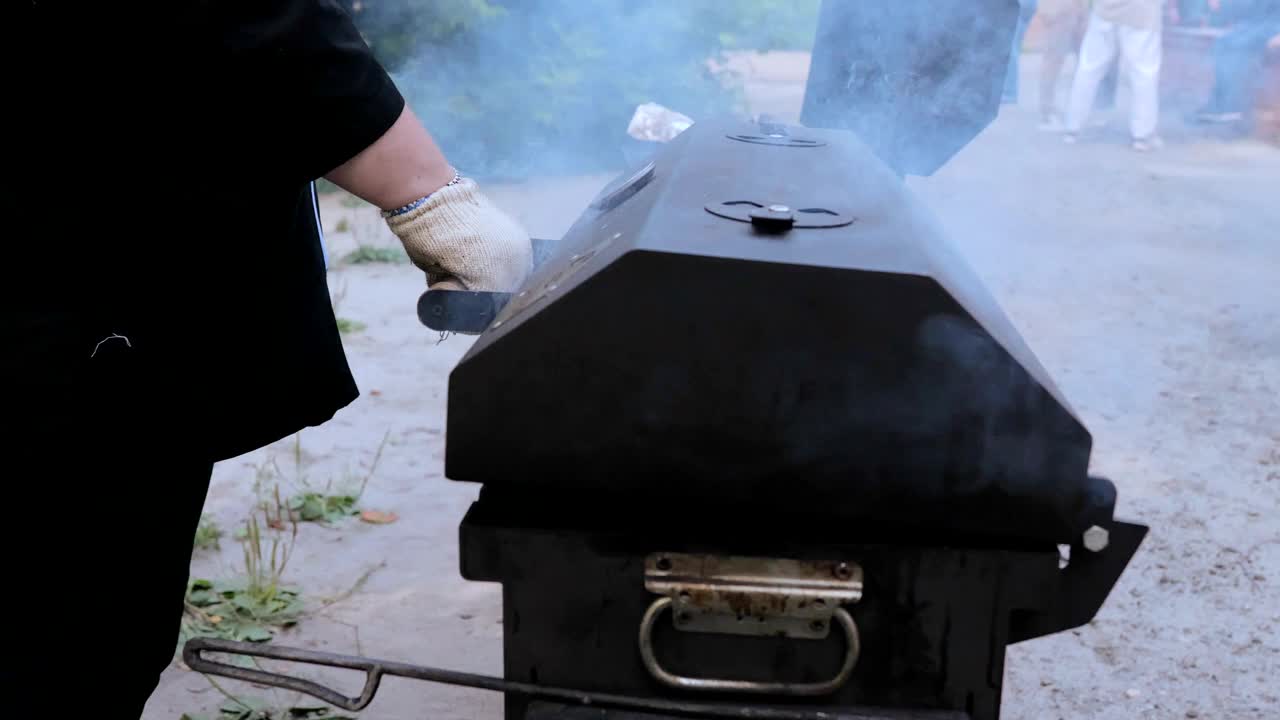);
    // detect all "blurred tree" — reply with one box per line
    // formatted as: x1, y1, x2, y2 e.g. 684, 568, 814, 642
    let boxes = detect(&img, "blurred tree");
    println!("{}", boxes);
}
337, 0, 503, 70
338, 0, 821, 178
